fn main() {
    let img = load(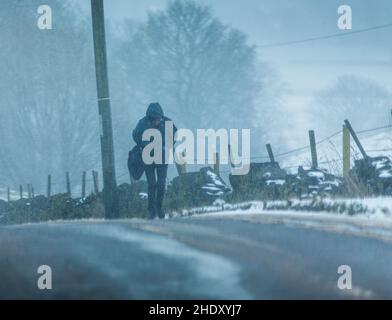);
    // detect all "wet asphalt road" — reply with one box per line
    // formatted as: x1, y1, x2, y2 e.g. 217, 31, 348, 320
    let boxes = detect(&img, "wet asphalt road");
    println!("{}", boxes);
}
1, 214, 392, 299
